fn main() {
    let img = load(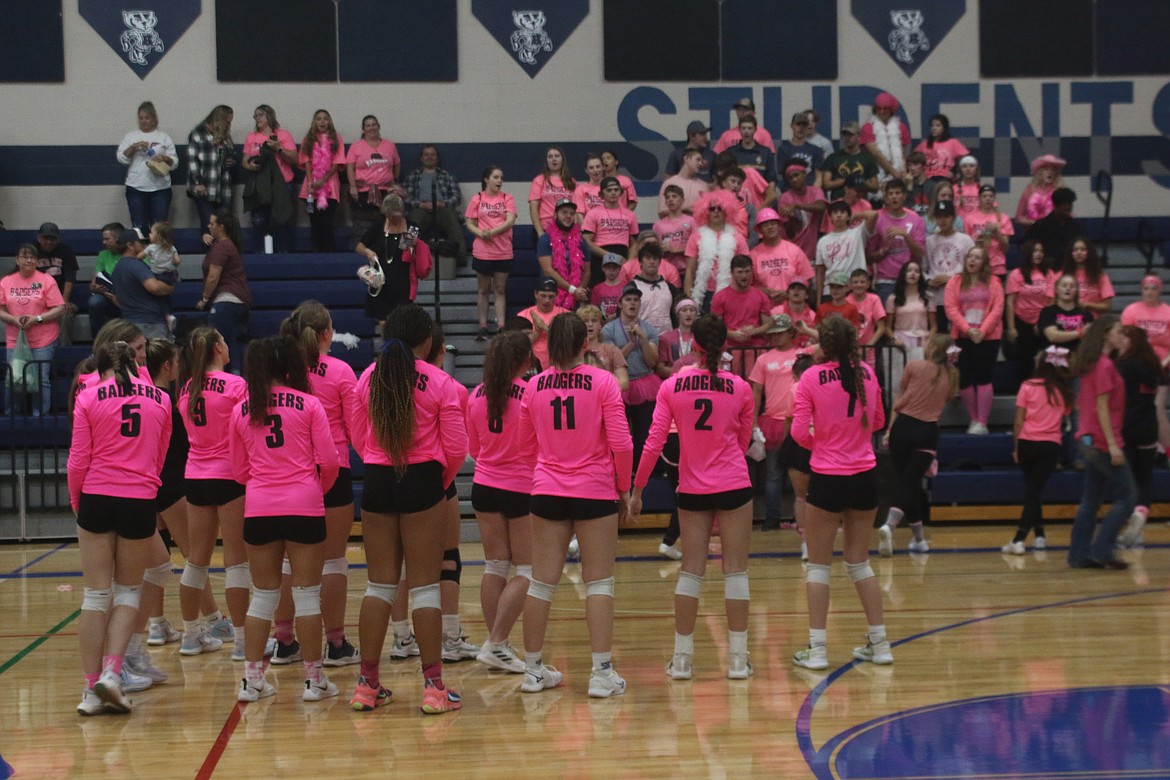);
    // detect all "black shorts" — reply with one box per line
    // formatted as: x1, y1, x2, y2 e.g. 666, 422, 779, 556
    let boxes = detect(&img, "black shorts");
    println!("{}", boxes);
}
186, 478, 246, 507
807, 469, 879, 513
77, 494, 157, 540
676, 487, 754, 512
445, 481, 458, 501
244, 515, 327, 546
361, 461, 445, 515
471, 483, 531, 519
530, 494, 617, 522
472, 258, 513, 276
155, 481, 186, 513
779, 435, 812, 474
323, 468, 354, 508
